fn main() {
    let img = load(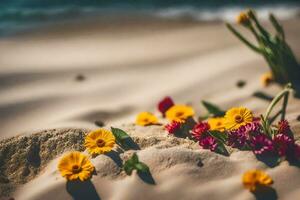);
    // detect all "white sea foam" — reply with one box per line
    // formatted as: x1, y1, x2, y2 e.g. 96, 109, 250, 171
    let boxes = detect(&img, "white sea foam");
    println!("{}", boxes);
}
155, 5, 300, 22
